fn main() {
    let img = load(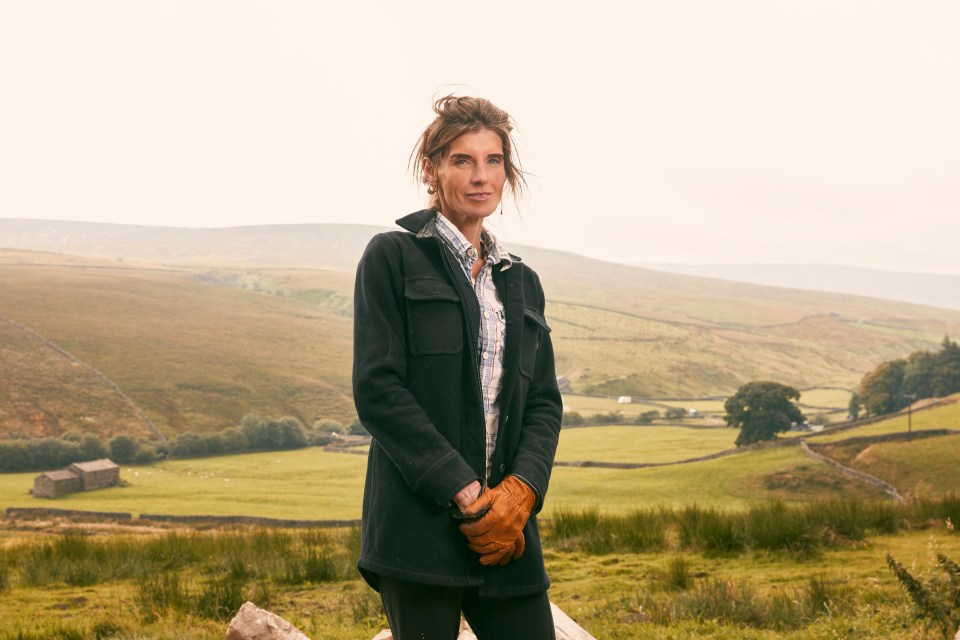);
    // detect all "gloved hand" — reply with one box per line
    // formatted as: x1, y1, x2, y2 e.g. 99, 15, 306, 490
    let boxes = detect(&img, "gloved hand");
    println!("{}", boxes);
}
459, 476, 536, 566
